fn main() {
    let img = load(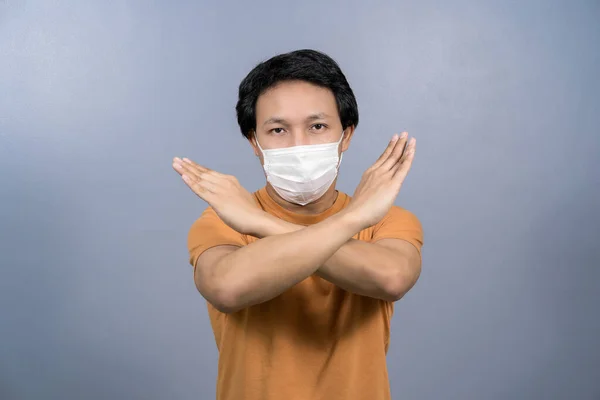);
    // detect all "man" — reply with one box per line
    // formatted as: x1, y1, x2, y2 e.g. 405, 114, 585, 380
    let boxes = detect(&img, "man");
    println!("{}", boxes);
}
172, 49, 423, 400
